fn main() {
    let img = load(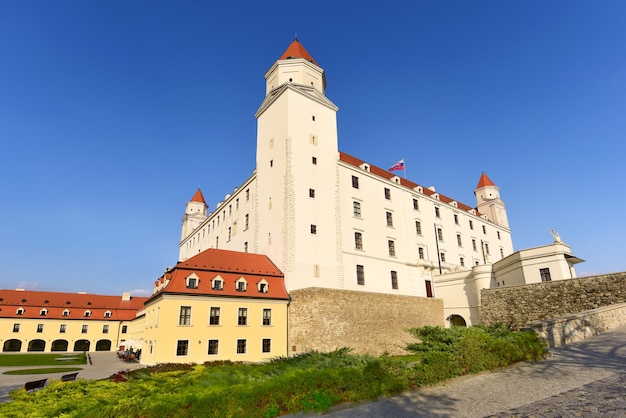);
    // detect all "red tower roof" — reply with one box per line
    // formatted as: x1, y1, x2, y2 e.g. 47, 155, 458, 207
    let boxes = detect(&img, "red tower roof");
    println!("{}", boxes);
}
476, 172, 496, 188
279, 39, 319, 66
190, 188, 205, 203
